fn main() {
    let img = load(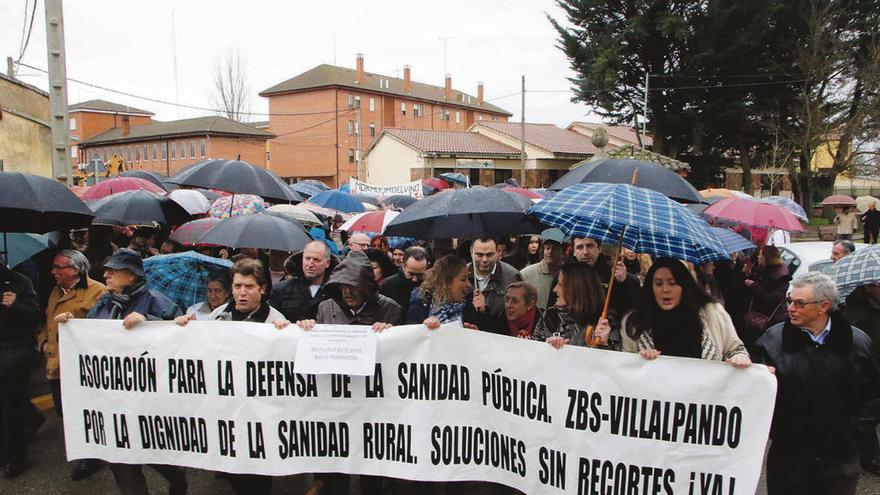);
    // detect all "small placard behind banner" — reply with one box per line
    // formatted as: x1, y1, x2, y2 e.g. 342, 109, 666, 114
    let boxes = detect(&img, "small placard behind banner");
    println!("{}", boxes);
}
294, 325, 377, 376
